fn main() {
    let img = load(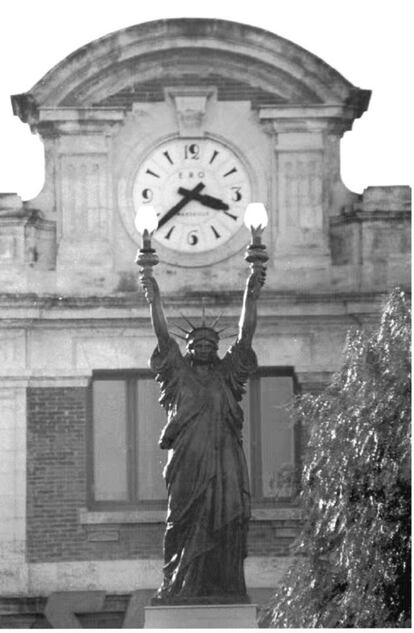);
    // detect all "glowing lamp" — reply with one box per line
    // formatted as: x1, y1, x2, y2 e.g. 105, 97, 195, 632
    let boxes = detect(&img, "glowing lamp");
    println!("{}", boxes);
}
243, 203, 268, 232
243, 202, 269, 271
244, 203, 268, 248
135, 204, 158, 238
